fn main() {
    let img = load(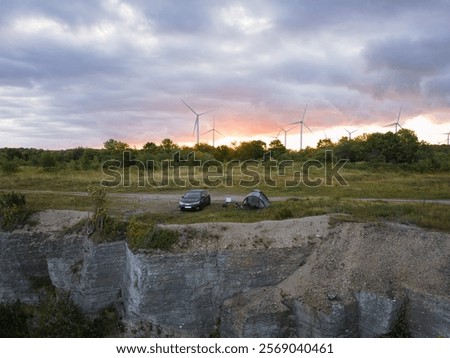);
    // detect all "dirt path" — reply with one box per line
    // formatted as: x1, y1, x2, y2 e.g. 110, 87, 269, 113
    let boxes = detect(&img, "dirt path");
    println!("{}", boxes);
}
2, 189, 450, 205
